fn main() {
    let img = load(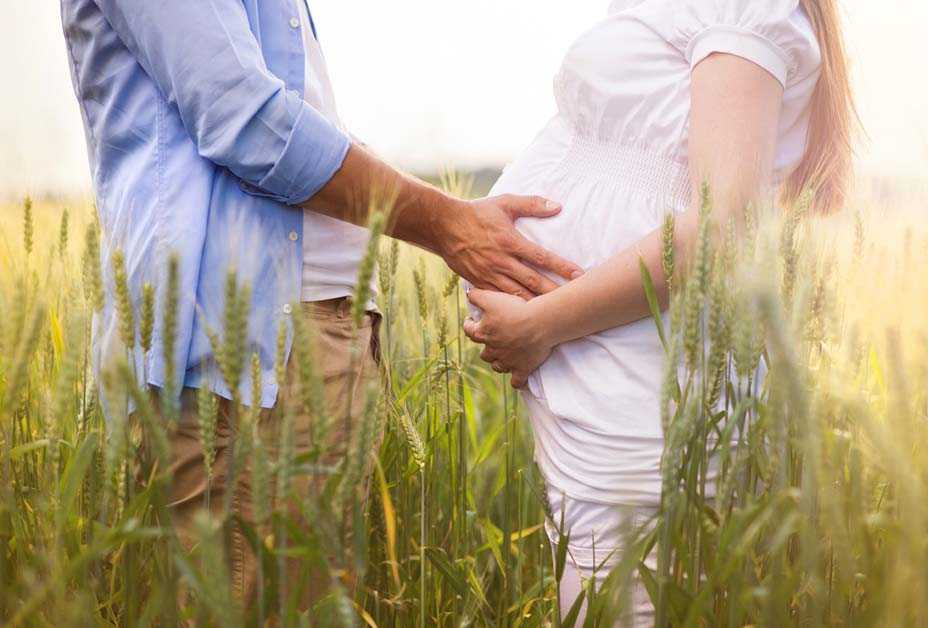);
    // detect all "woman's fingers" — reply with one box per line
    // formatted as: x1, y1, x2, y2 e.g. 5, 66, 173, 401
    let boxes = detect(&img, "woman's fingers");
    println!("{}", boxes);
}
511, 372, 529, 389
463, 317, 488, 344
481, 345, 520, 378
480, 346, 501, 362
466, 289, 492, 310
